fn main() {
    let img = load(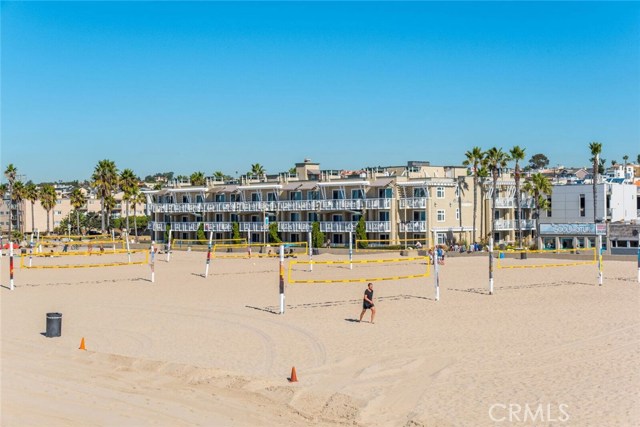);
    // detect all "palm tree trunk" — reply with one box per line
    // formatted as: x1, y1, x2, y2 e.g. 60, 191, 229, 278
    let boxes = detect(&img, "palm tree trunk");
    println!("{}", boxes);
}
101, 196, 105, 233
515, 167, 522, 247
125, 200, 130, 234
31, 202, 35, 235
491, 174, 498, 244
133, 202, 138, 239
46, 209, 50, 234
76, 210, 81, 234
472, 175, 477, 244
593, 156, 598, 224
